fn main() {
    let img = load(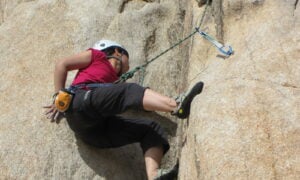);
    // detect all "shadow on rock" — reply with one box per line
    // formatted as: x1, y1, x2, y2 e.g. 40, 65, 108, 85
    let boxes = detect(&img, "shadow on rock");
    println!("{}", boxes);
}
123, 110, 178, 137
73, 110, 177, 179
76, 136, 147, 180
